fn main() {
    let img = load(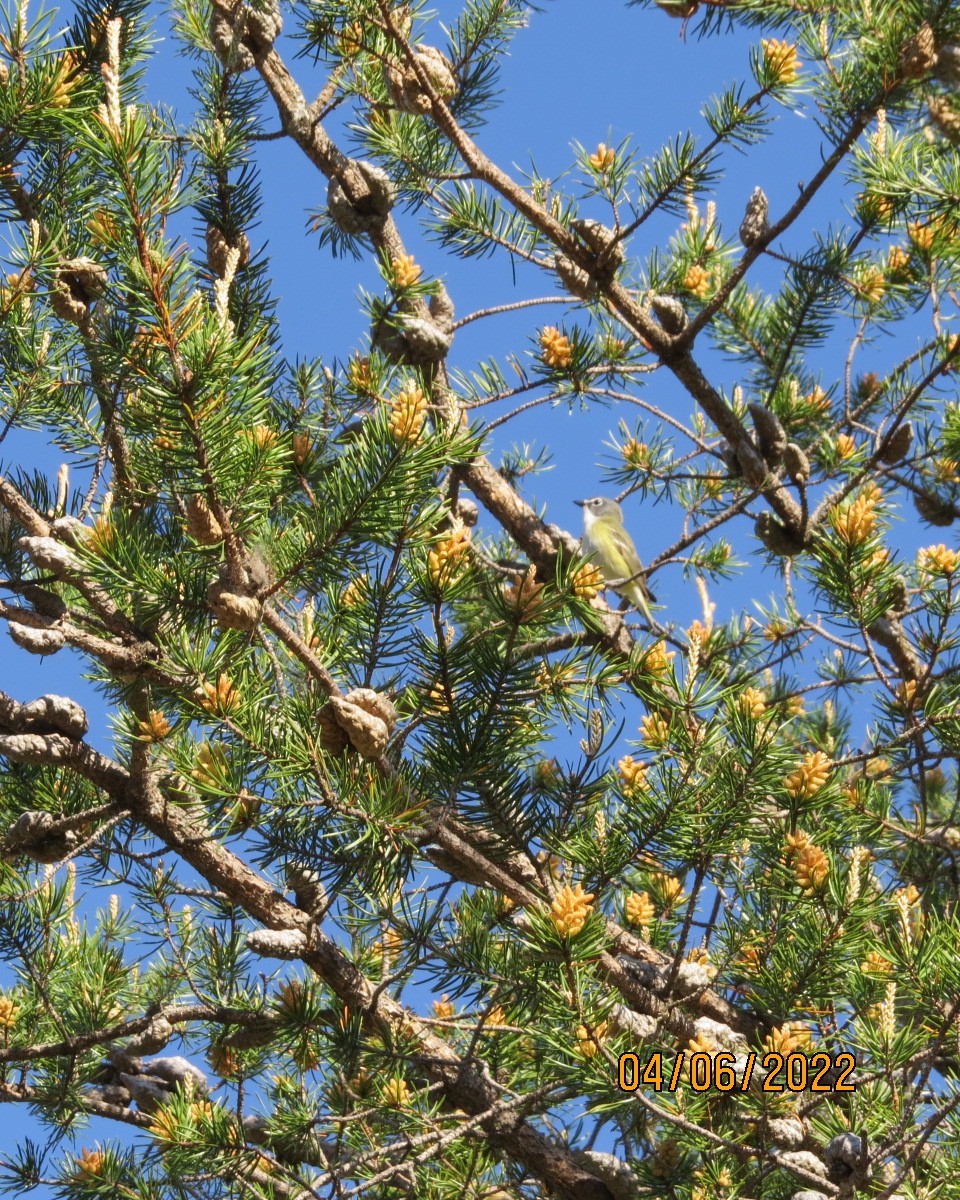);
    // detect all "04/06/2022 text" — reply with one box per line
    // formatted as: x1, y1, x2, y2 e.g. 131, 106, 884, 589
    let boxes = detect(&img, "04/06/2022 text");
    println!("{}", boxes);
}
617, 1051, 857, 1093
